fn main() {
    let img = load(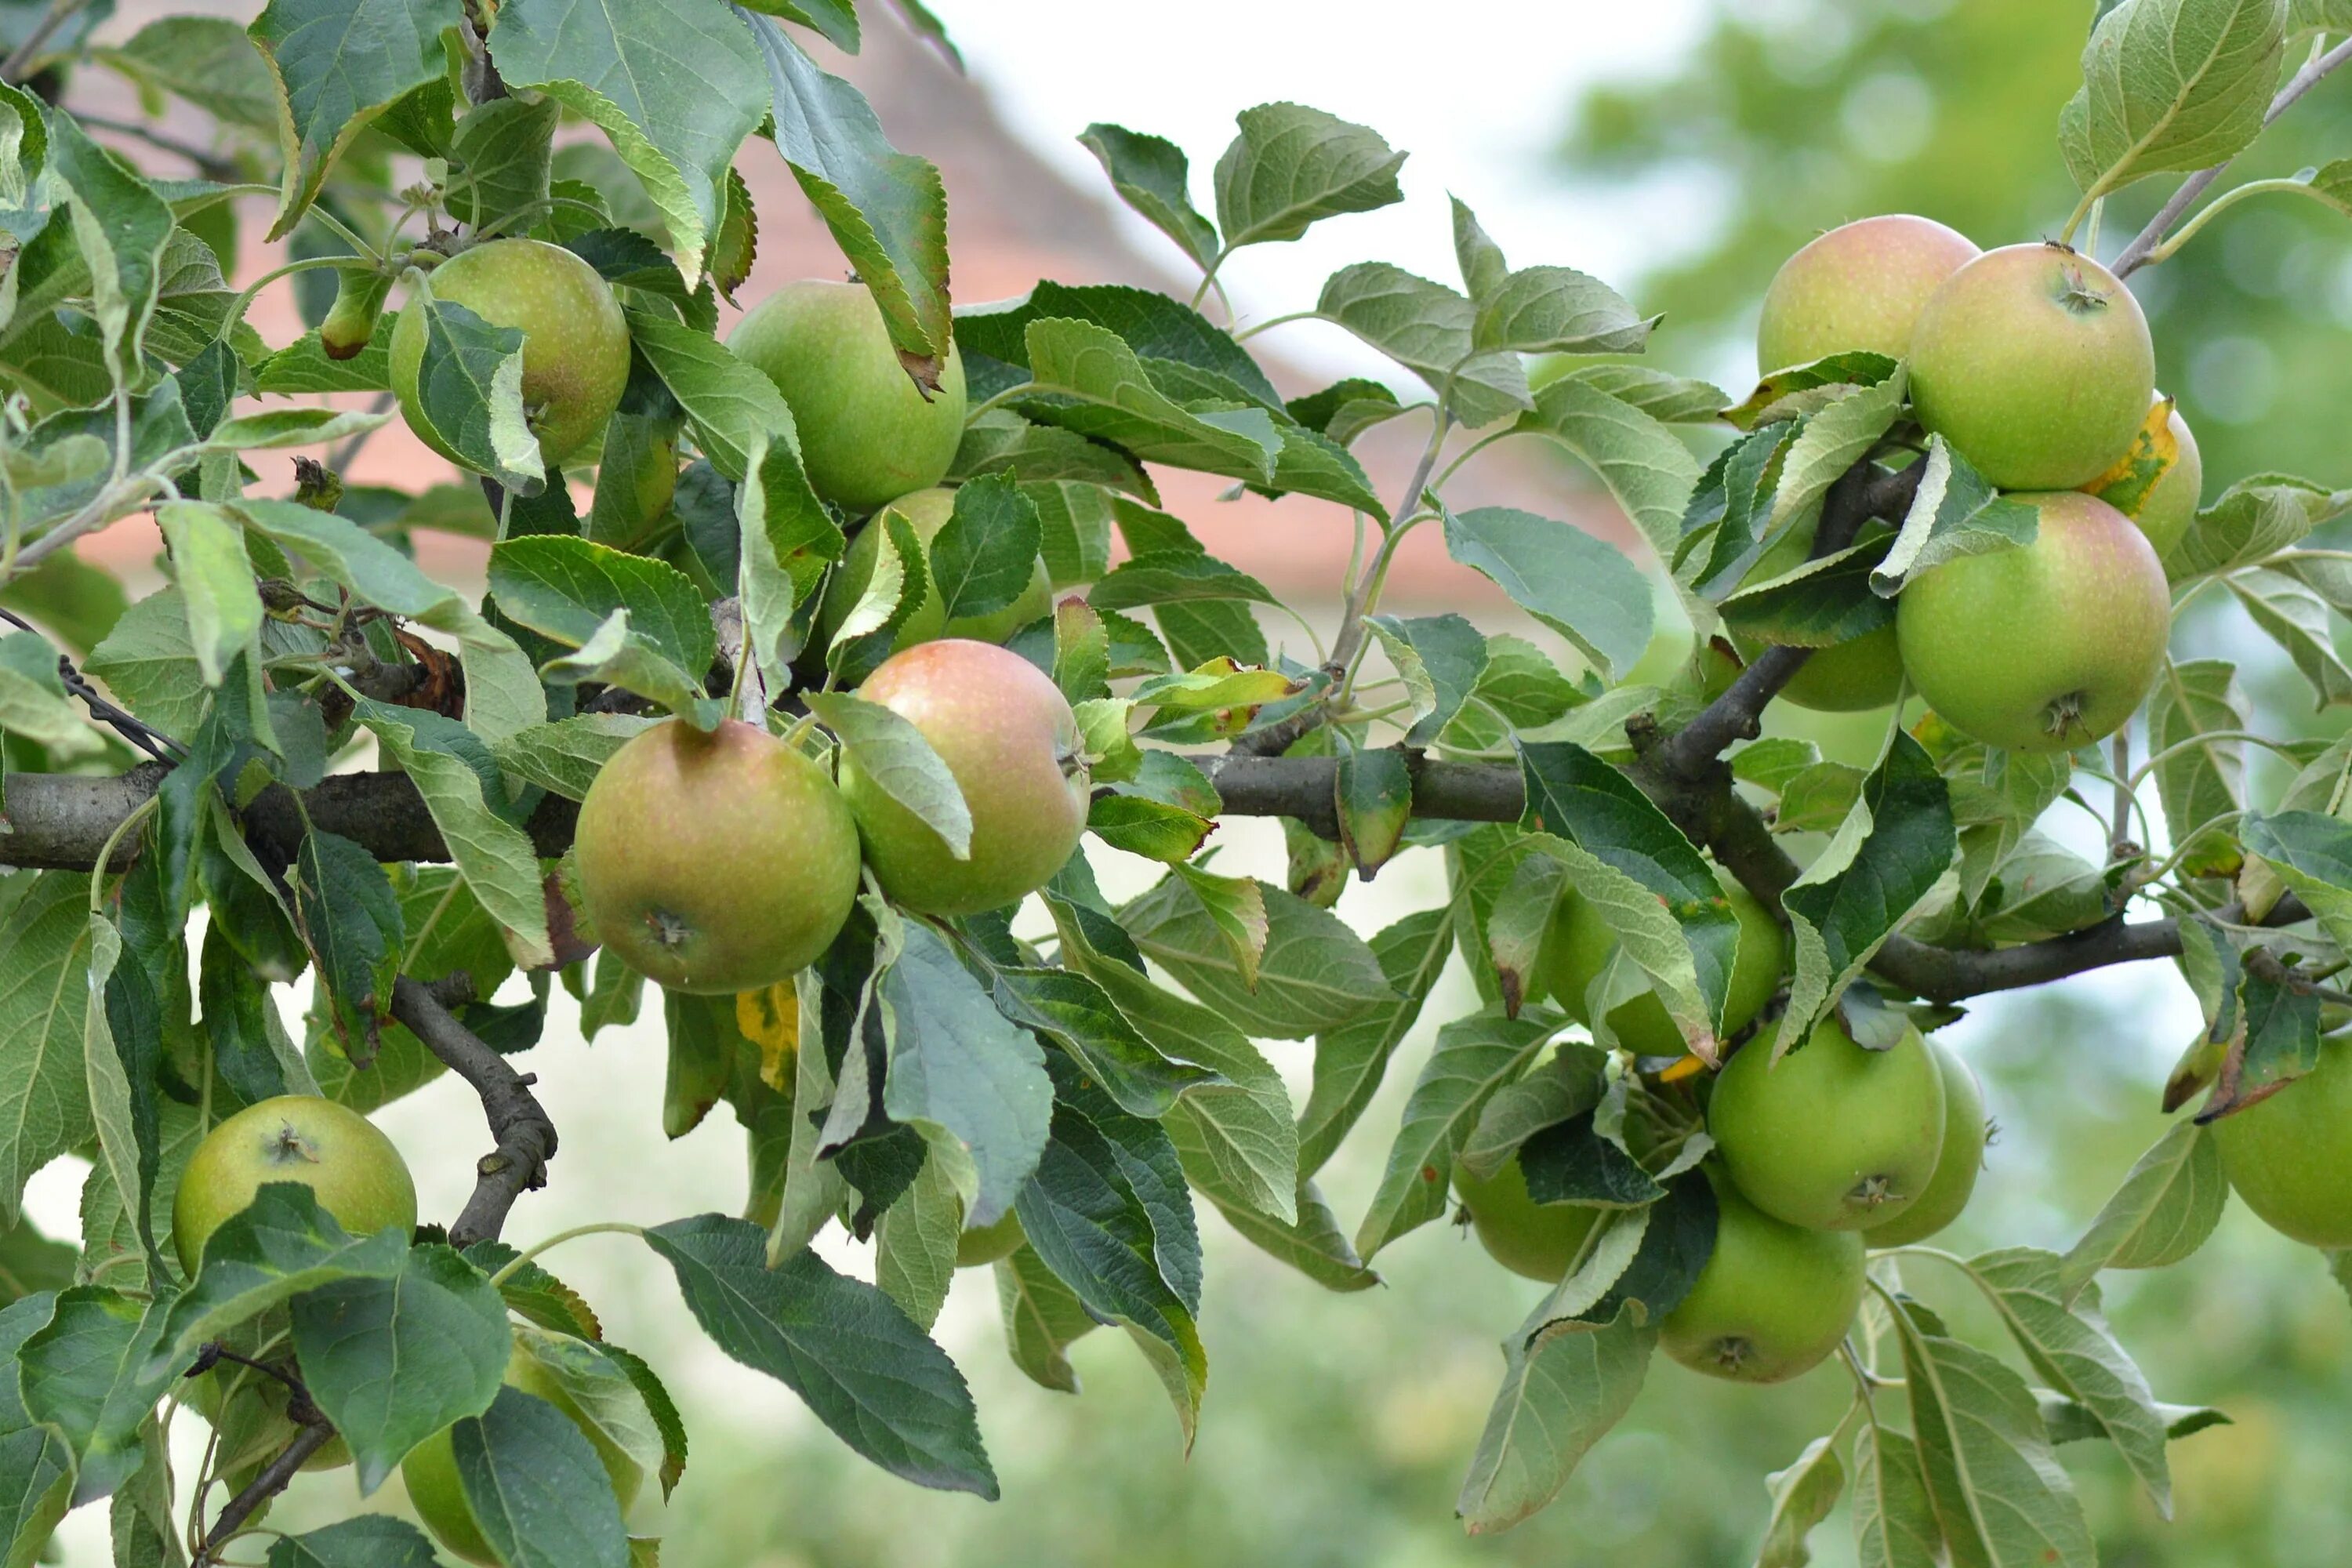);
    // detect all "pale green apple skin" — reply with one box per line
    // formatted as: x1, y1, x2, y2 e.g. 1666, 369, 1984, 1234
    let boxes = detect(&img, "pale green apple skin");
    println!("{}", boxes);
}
172, 1095, 418, 1276
1454, 1155, 1601, 1283
956, 1208, 1027, 1268
2214, 1037, 2352, 1248
728, 280, 967, 511
1661, 1169, 1865, 1384
819, 487, 1054, 652
403, 1342, 645, 1566
840, 640, 1090, 916
1866, 1036, 1987, 1248
575, 718, 862, 994
1708, 1014, 1946, 1232
1736, 516, 1907, 712
390, 238, 630, 466
1907, 244, 2155, 490
1755, 214, 1980, 374
1540, 866, 1784, 1057
1896, 490, 2170, 753
2092, 397, 2202, 563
